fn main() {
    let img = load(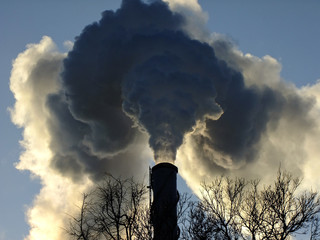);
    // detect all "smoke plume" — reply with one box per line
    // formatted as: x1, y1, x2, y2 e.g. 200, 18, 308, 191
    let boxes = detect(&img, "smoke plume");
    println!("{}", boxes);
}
47, 0, 245, 171
49, 0, 285, 169
9, 0, 320, 239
